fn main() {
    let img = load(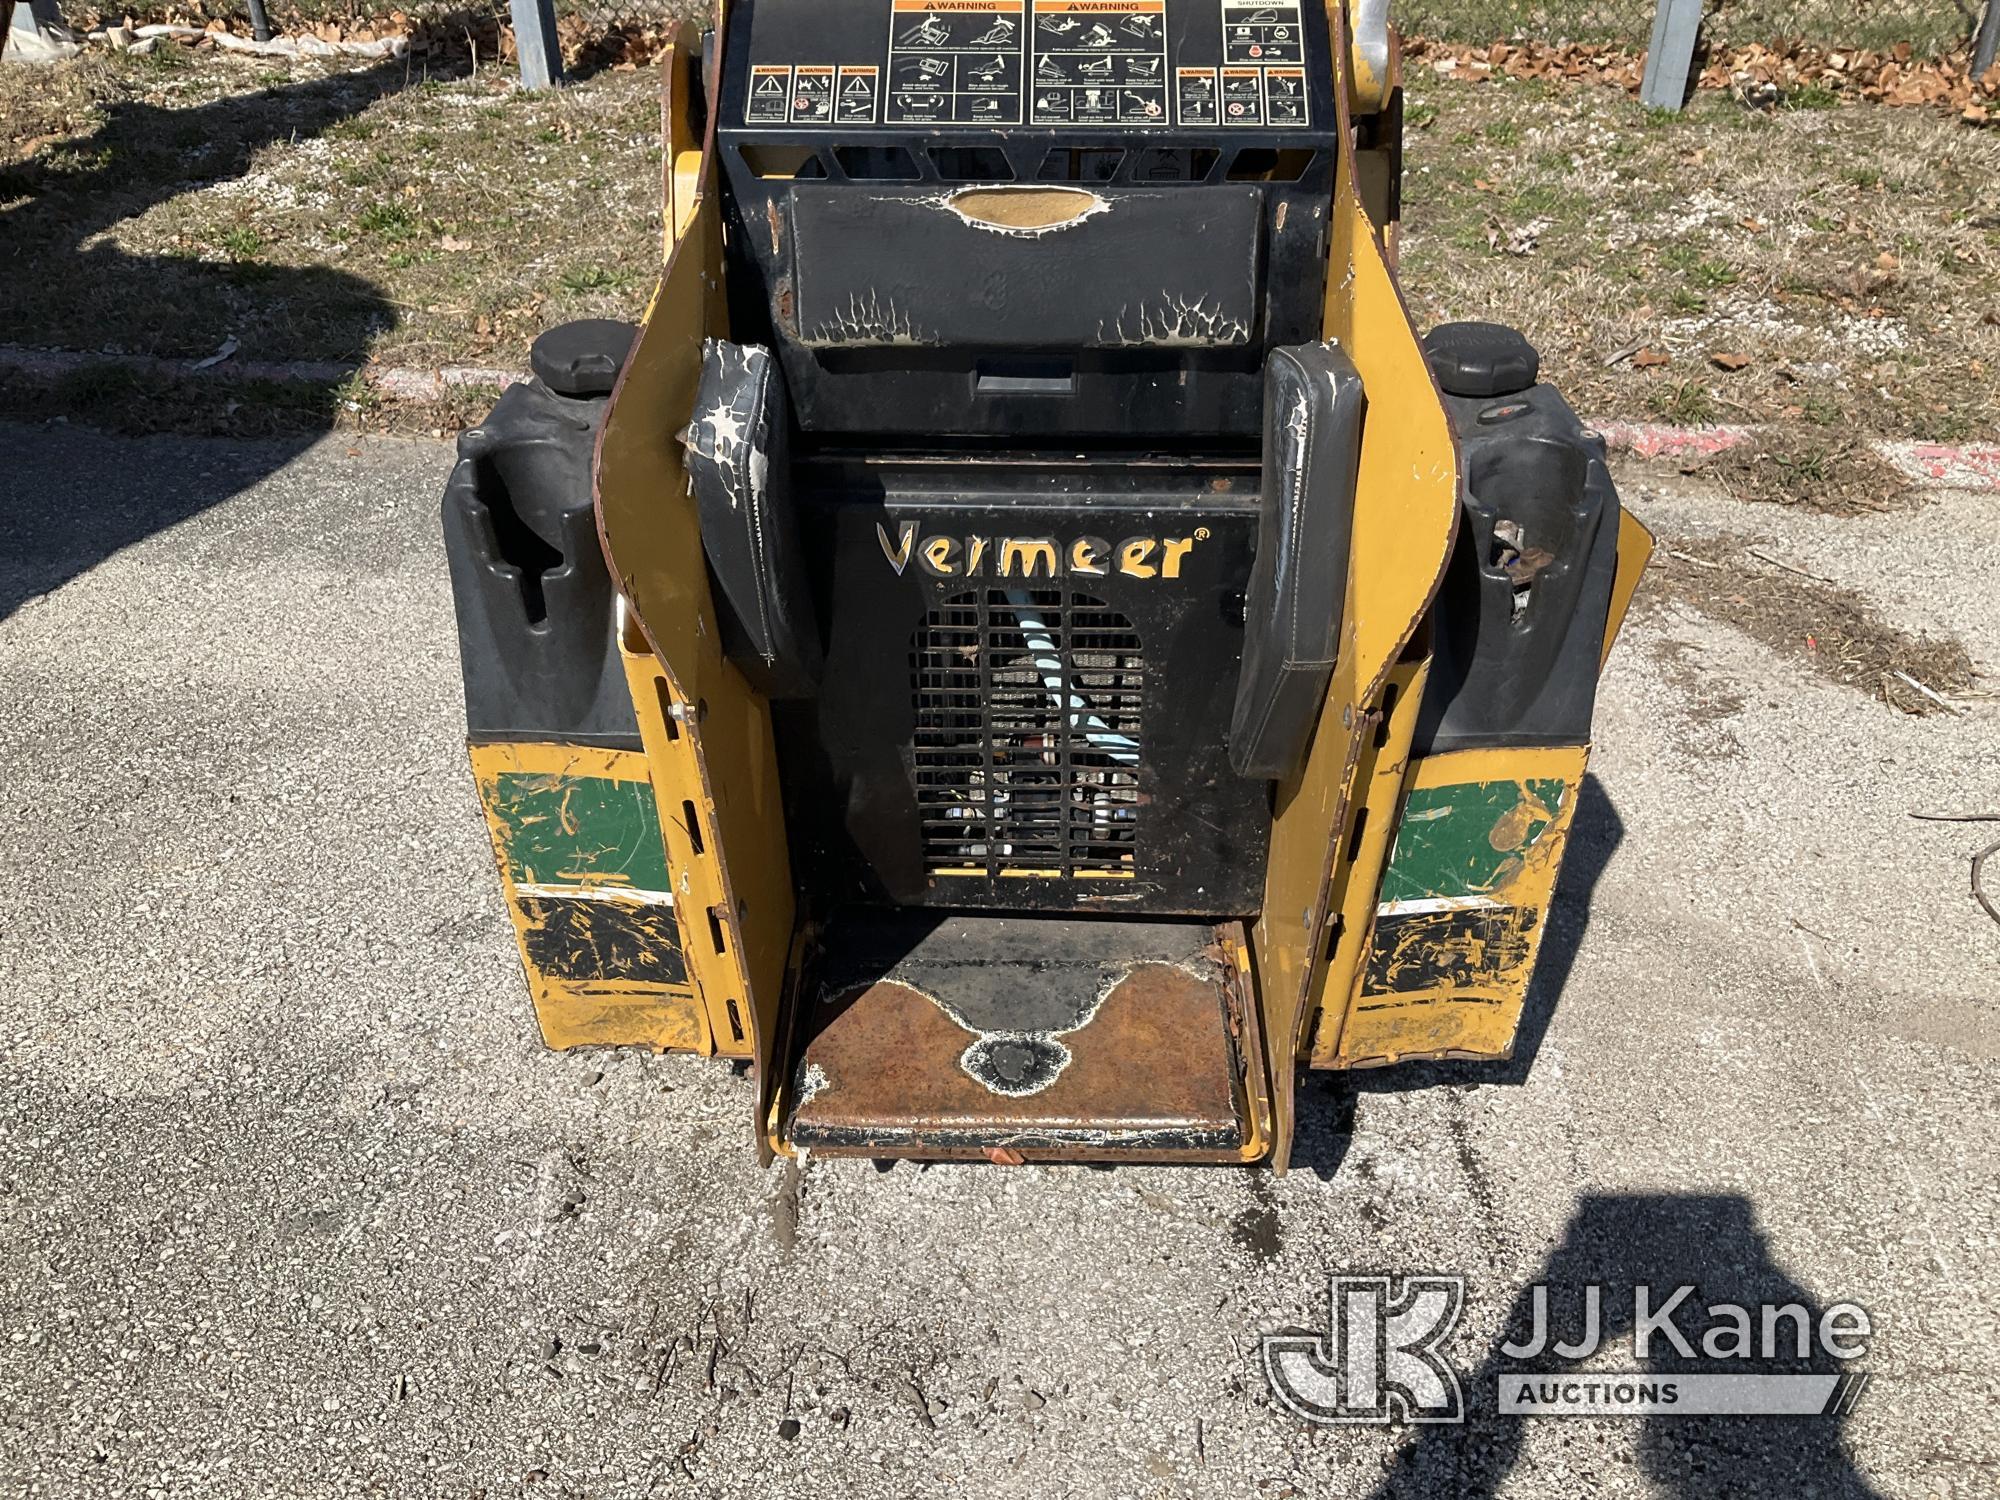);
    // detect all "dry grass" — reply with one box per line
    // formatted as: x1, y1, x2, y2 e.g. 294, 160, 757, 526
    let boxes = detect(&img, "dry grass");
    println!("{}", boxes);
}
0, 48, 662, 373
1638, 535, 1976, 714
1398, 68, 2000, 442
3, 45, 1996, 450
1674, 433, 1920, 513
